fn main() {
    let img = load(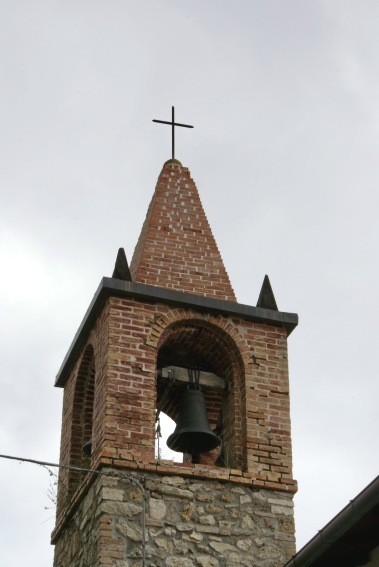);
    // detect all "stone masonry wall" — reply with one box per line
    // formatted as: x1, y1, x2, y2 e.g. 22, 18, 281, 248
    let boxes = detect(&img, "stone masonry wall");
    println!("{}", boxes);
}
53, 471, 295, 567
